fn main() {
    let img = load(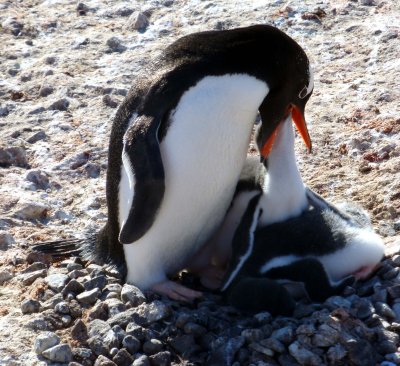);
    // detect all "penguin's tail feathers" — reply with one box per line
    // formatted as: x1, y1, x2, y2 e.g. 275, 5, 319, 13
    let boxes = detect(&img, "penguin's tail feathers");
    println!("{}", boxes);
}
31, 234, 97, 260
